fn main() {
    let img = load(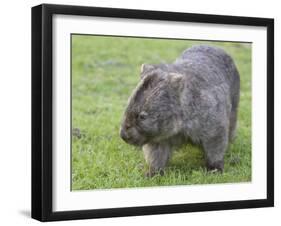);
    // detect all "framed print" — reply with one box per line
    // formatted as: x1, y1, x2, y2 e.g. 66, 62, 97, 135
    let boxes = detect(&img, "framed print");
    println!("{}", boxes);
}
31, 4, 274, 221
